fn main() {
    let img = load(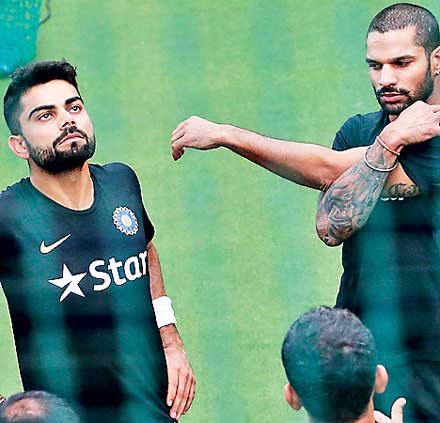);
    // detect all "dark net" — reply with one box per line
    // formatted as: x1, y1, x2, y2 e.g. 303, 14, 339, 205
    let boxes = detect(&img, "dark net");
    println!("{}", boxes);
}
0, 0, 50, 76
